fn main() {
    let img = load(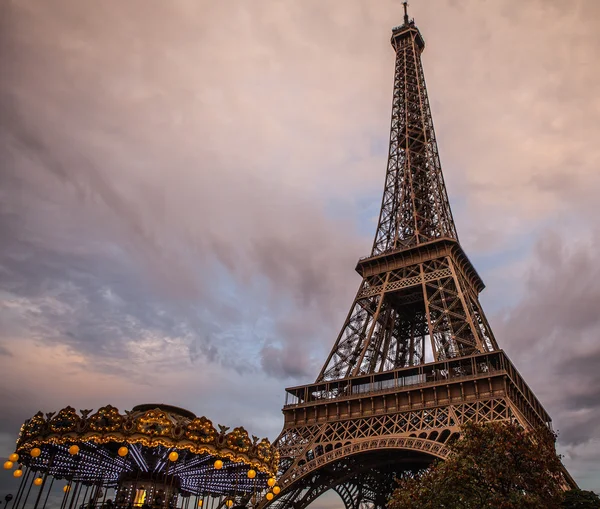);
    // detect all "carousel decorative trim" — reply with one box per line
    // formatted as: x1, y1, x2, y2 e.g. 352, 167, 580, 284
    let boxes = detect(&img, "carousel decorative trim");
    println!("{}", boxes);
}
5, 404, 282, 509
16, 404, 279, 476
